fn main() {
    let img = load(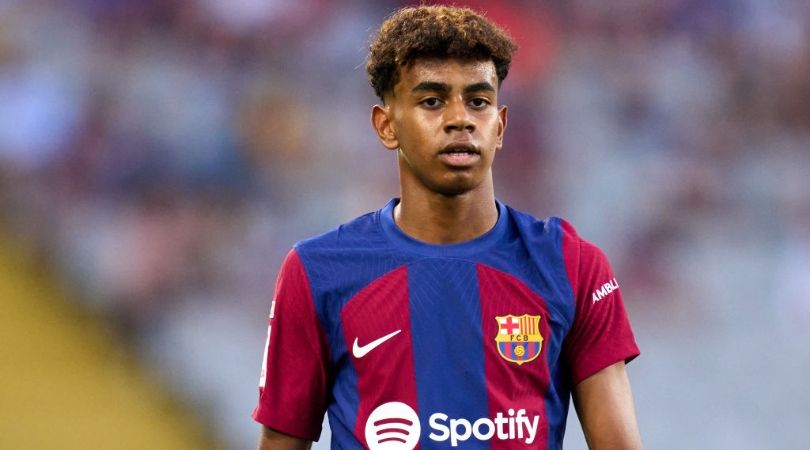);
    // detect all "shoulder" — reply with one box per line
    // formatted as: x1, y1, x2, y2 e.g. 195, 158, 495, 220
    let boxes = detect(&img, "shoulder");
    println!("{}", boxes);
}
291, 208, 389, 272
503, 203, 578, 247
503, 204, 610, 283
511, 205, 604, 260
